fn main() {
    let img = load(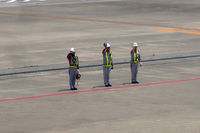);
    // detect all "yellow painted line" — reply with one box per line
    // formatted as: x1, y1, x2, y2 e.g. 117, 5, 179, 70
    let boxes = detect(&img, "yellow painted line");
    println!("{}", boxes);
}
0, 11, 200, 31
158, 29, 200, 35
